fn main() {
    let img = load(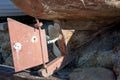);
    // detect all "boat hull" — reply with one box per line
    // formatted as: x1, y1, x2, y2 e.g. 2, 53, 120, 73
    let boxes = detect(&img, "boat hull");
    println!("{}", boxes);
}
12, 0, 120, 20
